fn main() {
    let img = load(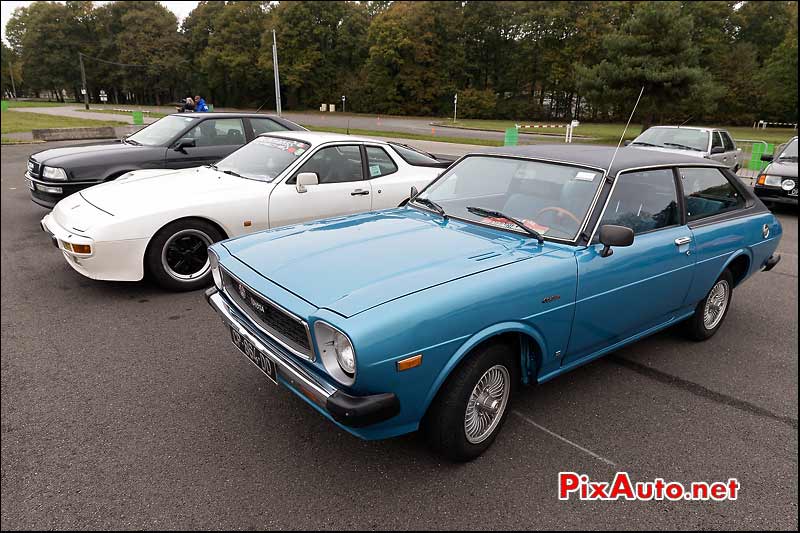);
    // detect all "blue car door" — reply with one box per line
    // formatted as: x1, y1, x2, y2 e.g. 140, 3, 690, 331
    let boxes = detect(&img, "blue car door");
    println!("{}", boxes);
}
564, 168, 696, 365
